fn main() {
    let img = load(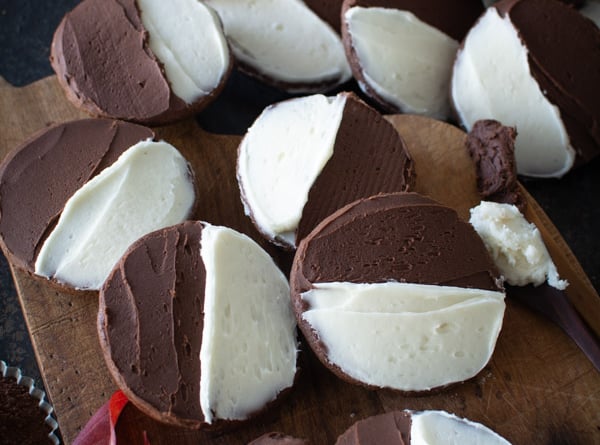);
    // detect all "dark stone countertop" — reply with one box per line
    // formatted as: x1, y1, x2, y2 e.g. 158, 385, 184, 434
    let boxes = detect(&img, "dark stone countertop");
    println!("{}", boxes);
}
0, 0, 598, 433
